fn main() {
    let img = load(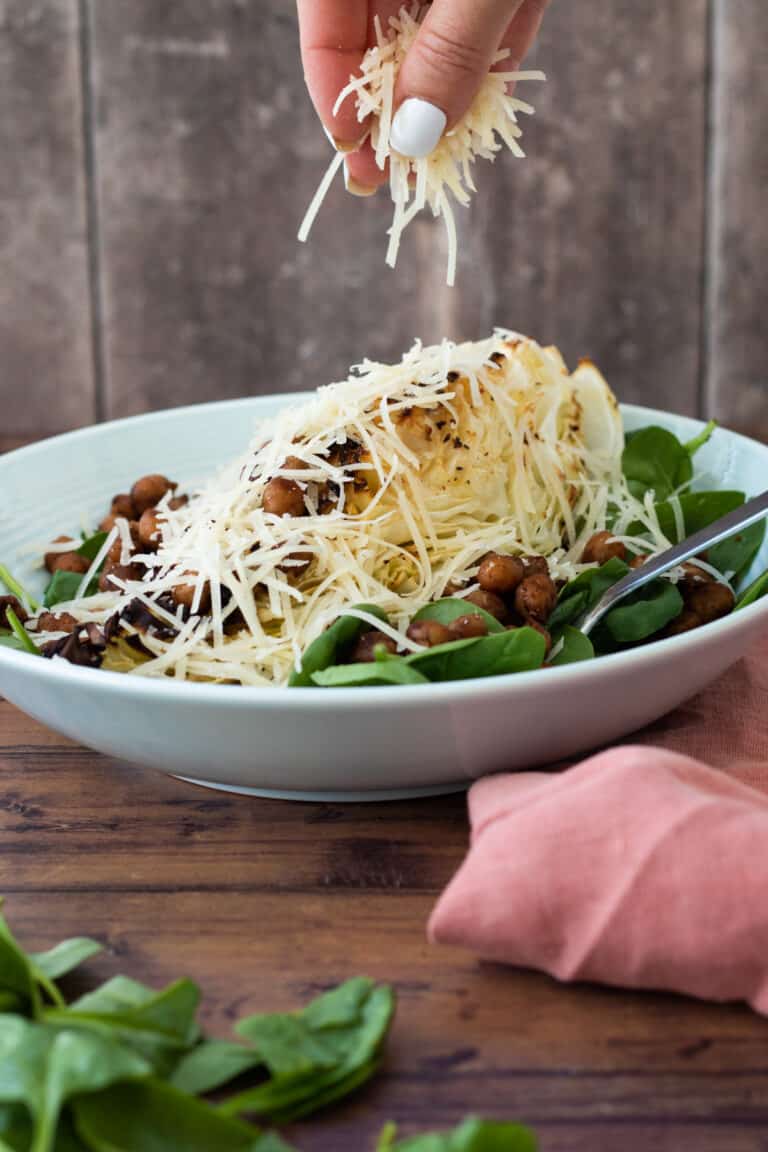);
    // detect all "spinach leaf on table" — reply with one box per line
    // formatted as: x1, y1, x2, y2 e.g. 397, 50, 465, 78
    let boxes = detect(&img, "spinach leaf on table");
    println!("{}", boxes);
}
288, 605, 388, 687
72, 1078, 286, 1152
404, 628, 546, 682
547, 558, 628, 633
376, 1116, 539, 1151
0, 1016, 150, 1152
412, 598, 505, 634
220, 978, 395, 1124
30, 941, 103, 983
622, 422, 715, 501
45, 977, 201, 1075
